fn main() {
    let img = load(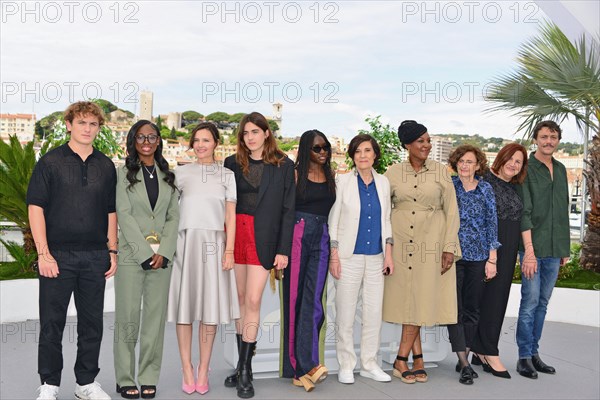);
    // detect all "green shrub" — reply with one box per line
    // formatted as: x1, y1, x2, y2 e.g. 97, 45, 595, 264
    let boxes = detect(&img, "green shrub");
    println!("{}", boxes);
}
0, 261, 36, 280
558, 243, 582, 280
514, 242, 583, 282
0, 239, 37, 280
0, 239, 37, 273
